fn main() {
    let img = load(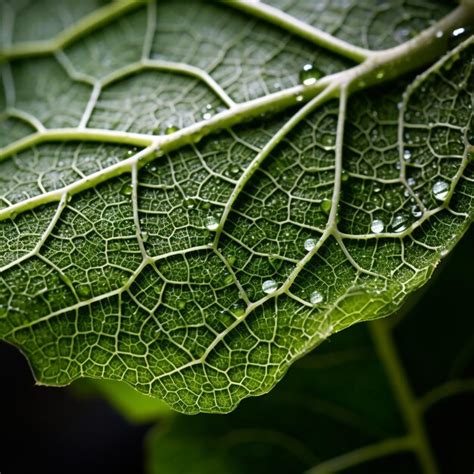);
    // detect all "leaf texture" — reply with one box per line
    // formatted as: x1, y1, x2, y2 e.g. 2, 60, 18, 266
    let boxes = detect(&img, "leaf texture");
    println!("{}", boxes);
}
0, 0, 473, 414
